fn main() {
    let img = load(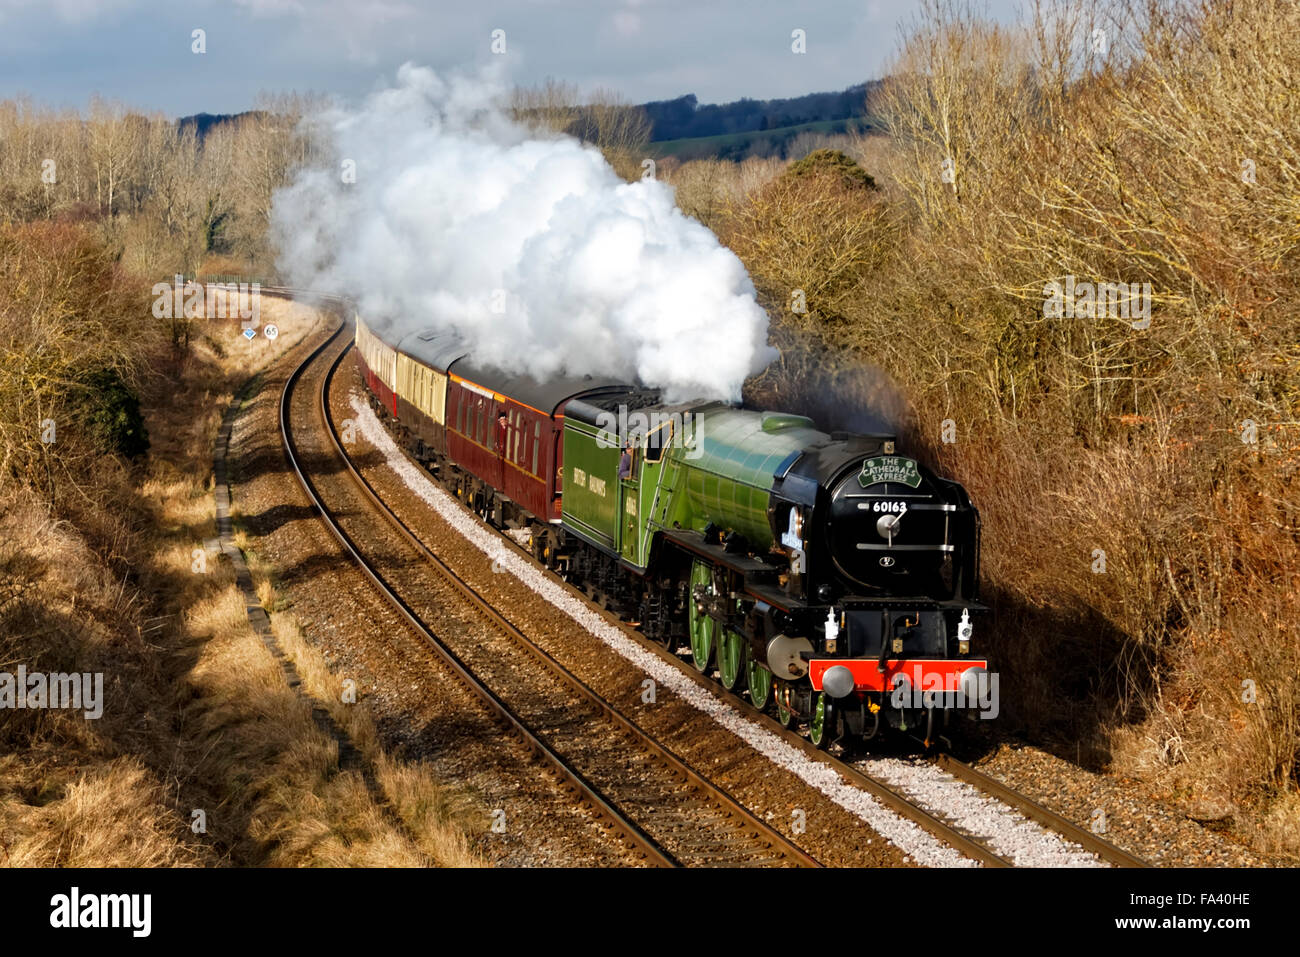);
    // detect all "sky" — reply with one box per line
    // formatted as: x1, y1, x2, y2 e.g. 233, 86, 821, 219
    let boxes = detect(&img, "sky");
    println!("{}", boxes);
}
0, 0, 1022, 116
